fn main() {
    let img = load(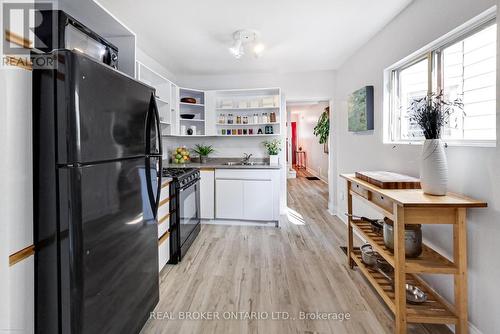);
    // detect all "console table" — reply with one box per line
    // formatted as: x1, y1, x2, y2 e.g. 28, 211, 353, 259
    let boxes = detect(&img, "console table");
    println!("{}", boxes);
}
340, 173, 487, 334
